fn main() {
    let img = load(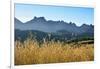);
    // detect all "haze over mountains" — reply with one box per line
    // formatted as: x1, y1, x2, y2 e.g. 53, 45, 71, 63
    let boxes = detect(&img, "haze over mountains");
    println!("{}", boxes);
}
15, 17, 94, 42
15, 16, 94, 34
